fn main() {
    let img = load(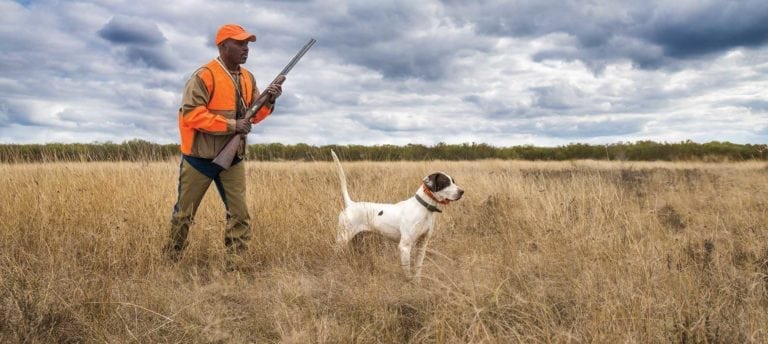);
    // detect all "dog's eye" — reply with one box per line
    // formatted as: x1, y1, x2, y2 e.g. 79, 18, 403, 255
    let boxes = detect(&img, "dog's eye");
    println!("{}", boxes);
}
435, 174, 451, 190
